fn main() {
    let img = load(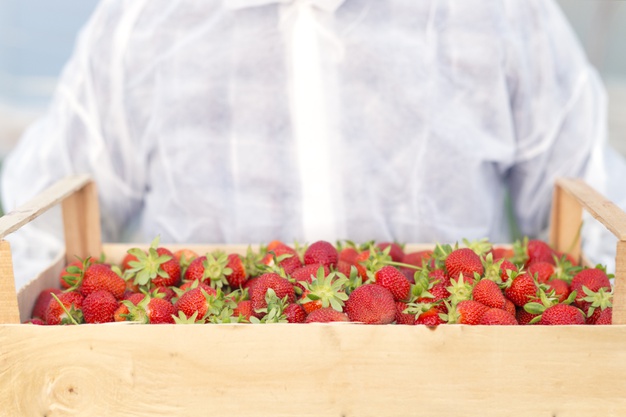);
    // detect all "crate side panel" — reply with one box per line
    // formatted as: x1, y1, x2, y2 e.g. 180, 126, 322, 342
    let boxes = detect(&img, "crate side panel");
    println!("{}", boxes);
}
2, 325, 626, 417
